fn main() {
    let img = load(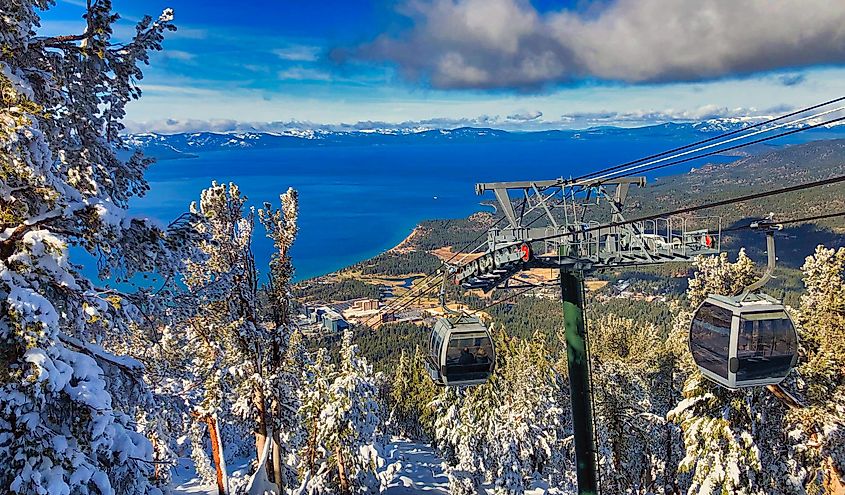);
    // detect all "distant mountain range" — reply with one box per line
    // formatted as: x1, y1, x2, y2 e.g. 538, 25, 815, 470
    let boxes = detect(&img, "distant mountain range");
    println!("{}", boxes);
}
126, 119, 845, 160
